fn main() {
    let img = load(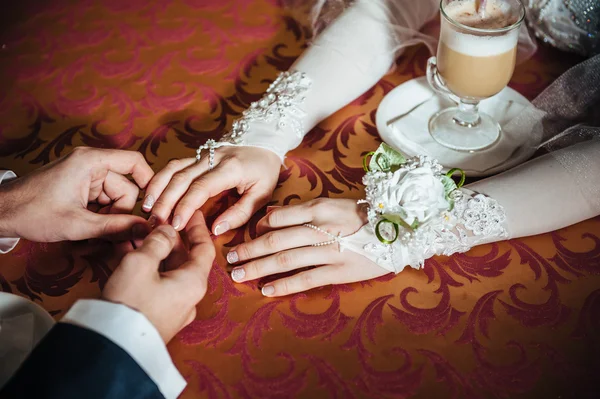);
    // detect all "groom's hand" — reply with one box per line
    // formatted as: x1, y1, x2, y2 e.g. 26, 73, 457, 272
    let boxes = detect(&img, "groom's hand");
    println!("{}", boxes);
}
0, 146, 154, 243
103, 211, 215, 342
